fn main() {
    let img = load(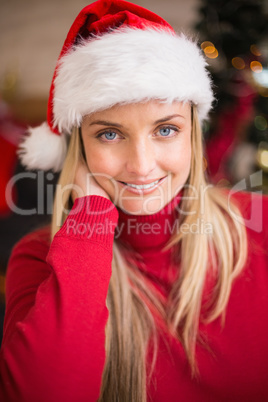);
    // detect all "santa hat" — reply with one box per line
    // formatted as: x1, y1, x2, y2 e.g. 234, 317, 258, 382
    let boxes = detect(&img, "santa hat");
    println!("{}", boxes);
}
18, 0, 214, 172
